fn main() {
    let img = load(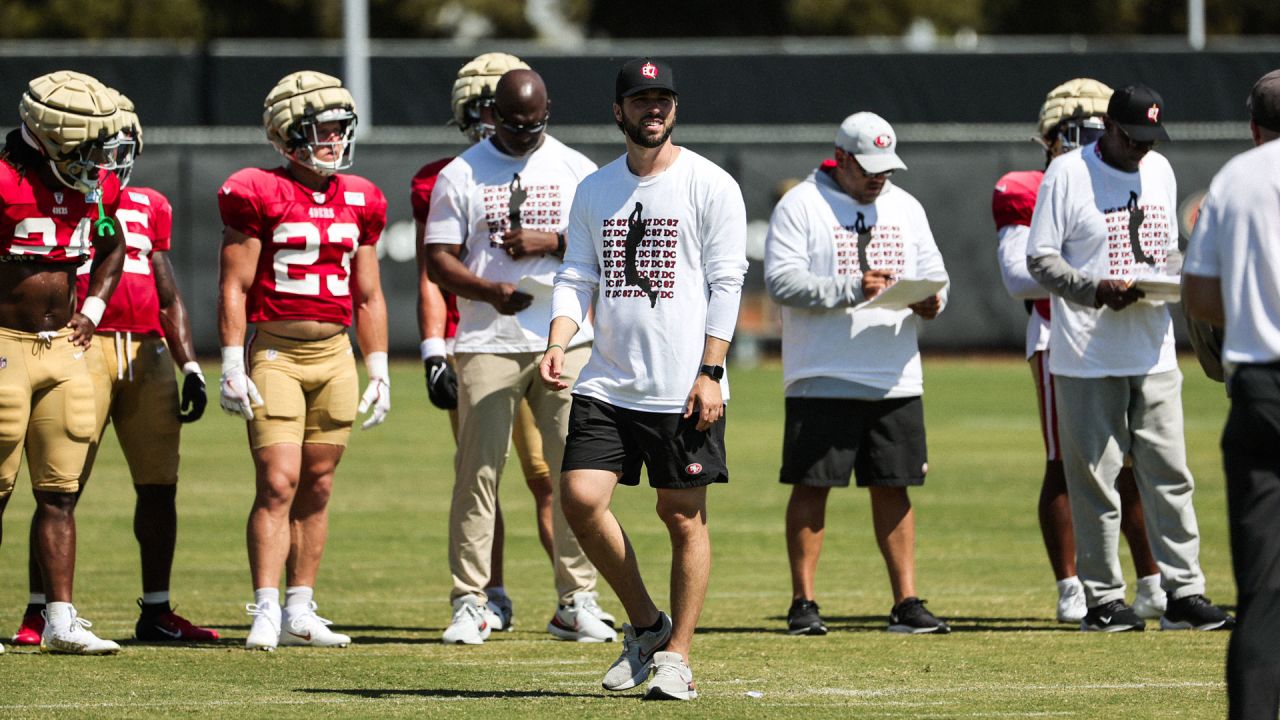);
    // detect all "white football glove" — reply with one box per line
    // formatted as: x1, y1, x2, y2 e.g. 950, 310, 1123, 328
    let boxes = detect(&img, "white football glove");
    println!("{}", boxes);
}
359, 351, 391, 429
219, 346, 263, 420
